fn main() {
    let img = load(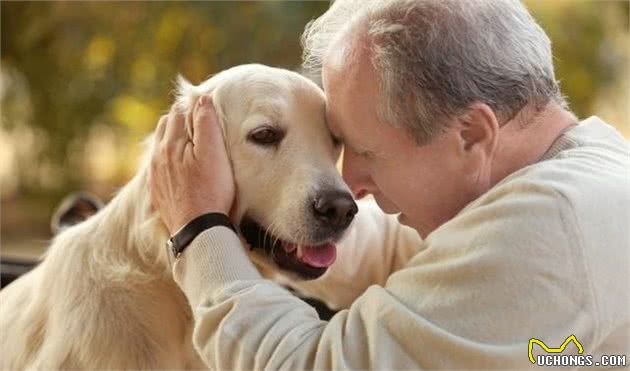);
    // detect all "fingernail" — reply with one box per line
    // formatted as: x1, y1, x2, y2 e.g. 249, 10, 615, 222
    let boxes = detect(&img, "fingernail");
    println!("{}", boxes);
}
198, 95, 206, 107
